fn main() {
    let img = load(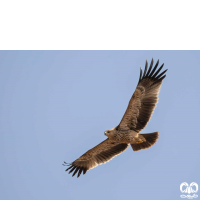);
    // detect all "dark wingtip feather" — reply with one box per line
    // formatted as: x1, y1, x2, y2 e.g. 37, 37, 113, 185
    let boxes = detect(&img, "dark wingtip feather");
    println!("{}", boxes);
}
159, 74, 166, 81
155, 69, 168, 79
143, 60, 148, 78
69, 166, 76, 174
138, 67, 142, 83
138, 59, 167, 85
145, 58, 154, 77
66, 165, 73, 171
149, 59, 159, 77
72, 167, 80, 177
152, 63, 164, 79
62, 161, 71, 166
83, 168, 87, 175
151, 70, 168, 85
77, 168, 83, 178
65, 163, 88, 178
